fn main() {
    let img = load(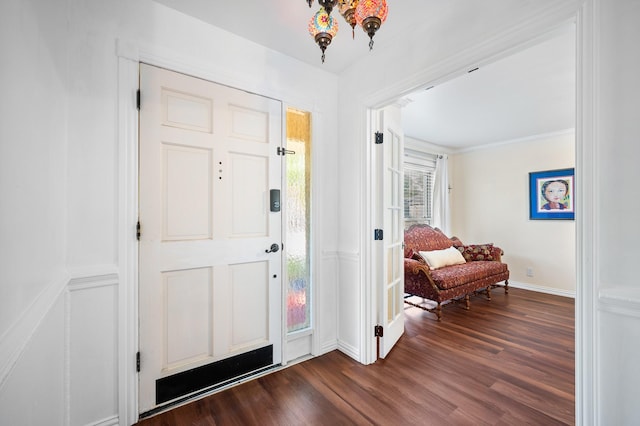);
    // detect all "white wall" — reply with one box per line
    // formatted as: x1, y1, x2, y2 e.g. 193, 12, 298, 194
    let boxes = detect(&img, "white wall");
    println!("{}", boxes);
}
0, 1, 69, 423
592, 0, 640, 424
450, 132, 576, 295
0, 0, 339, 425
0, 0, 69, 342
